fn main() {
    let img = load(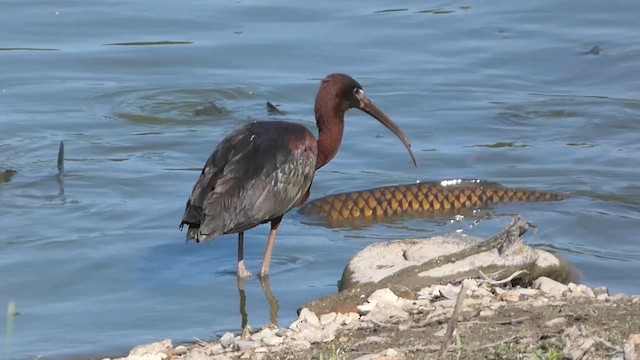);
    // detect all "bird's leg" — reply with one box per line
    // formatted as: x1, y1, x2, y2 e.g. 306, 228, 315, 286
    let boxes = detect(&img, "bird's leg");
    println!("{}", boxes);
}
237, 232, 253, 278
260, 216, 282, 276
